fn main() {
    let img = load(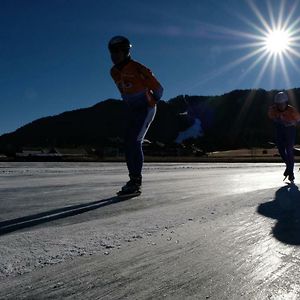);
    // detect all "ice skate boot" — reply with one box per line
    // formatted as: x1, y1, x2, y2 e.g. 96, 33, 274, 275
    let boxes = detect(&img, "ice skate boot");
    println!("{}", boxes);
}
117, 176, 142, 197
283, 168, 289, 181
288, 173, 295, 183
